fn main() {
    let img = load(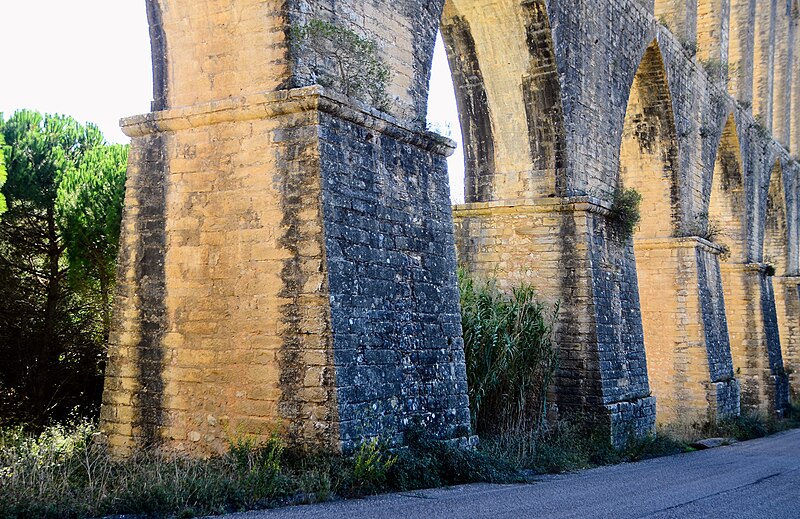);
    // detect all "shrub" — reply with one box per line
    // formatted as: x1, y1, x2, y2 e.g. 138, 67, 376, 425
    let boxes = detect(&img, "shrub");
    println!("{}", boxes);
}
700, 58, 729, 81
388, 432, 519, 490
458, 270, 559, 436
350, 438, 397, 496
609, 187, 643, 242
290, 19, 392, 111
